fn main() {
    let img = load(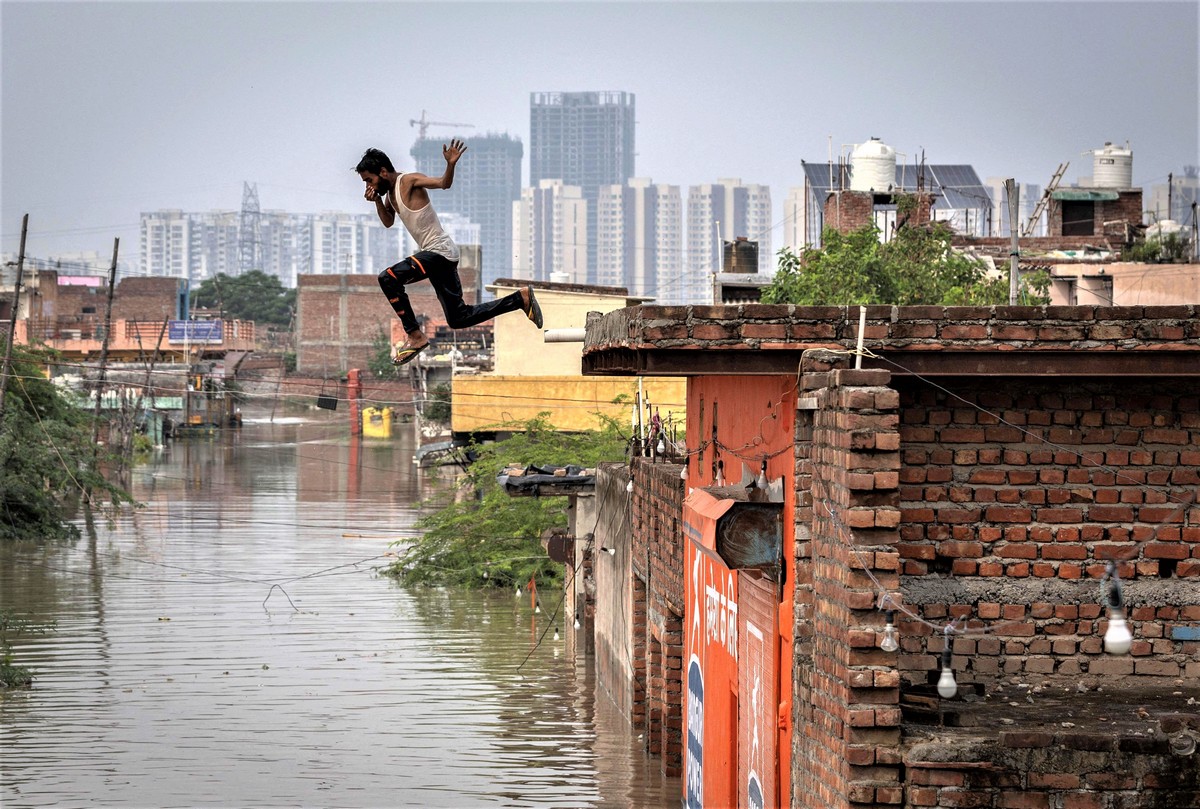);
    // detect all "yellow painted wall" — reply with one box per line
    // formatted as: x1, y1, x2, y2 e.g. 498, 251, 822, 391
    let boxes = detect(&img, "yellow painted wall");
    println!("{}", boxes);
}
490, 284, 632, 376
452, 375, 687, 433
